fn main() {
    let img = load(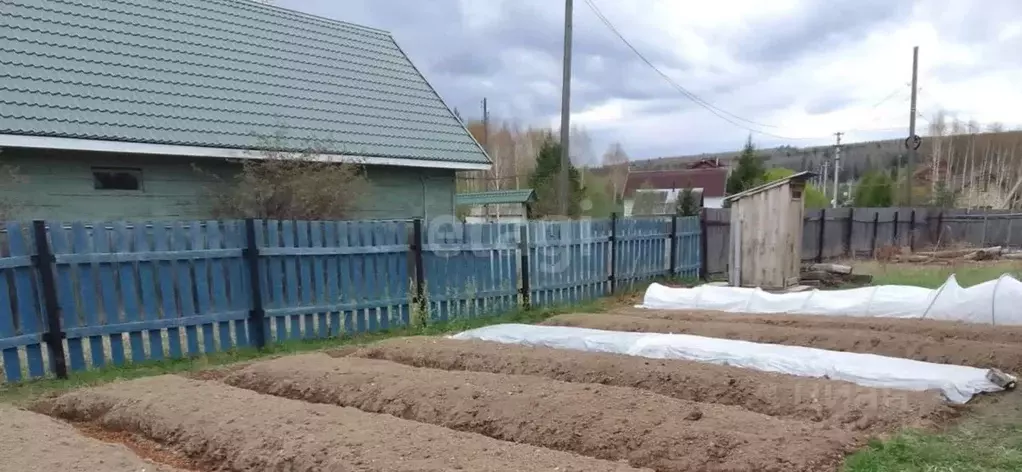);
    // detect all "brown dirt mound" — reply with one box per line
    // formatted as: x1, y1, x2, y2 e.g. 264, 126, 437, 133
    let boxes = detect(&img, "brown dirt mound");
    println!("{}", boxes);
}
615, 307, 1022, 345
34, 375, 646, 472
225, 353, 856, 472
544, 313, 1022, 375
346, 337, 955, 432
0, 404, 189, 472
